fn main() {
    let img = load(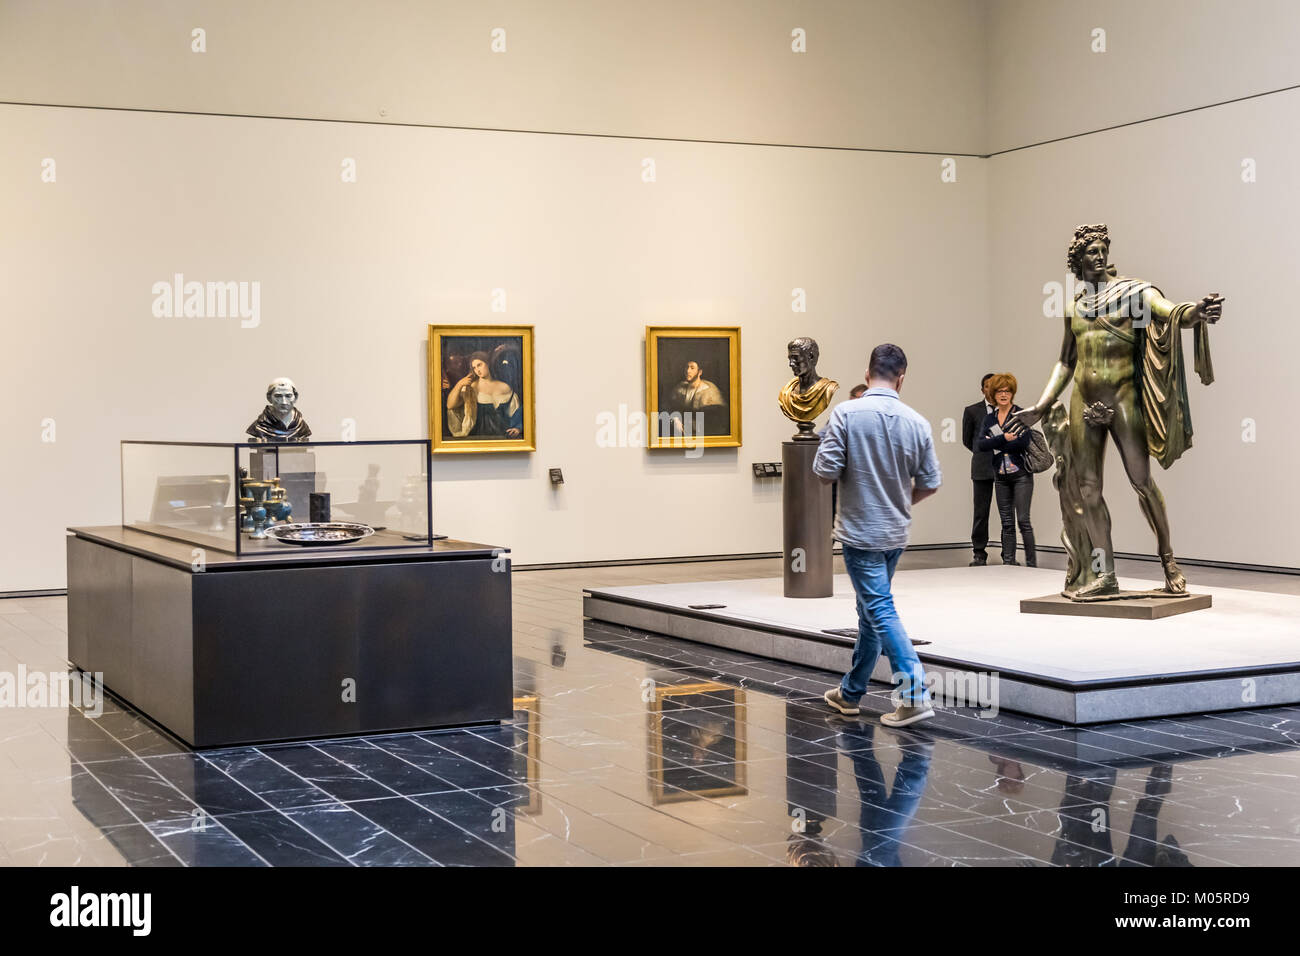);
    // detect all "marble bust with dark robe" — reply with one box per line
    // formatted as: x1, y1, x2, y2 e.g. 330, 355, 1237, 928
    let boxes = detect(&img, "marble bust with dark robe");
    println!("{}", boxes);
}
247, 377, 312, 442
